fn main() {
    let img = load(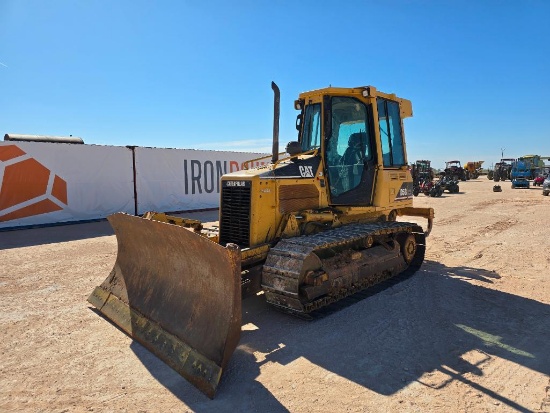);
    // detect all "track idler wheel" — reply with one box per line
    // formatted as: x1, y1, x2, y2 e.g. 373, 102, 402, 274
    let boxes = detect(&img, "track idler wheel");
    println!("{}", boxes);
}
398, 233, 417, 264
